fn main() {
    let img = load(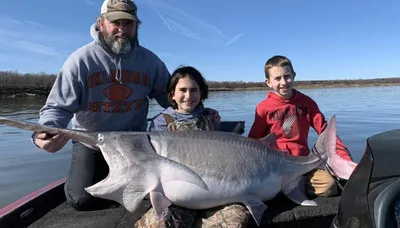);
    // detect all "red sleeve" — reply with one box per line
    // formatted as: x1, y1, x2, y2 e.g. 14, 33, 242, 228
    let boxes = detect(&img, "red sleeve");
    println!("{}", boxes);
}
248, 105, 269, 139
309, 100, 353, 161
335, 136, 352, 161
